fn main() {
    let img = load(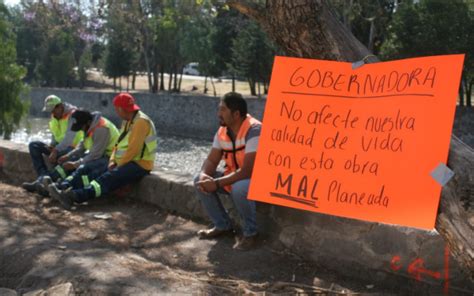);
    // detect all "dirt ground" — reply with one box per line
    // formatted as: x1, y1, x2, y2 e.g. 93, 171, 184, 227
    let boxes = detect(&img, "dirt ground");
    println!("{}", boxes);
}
0, 181, 410, 295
